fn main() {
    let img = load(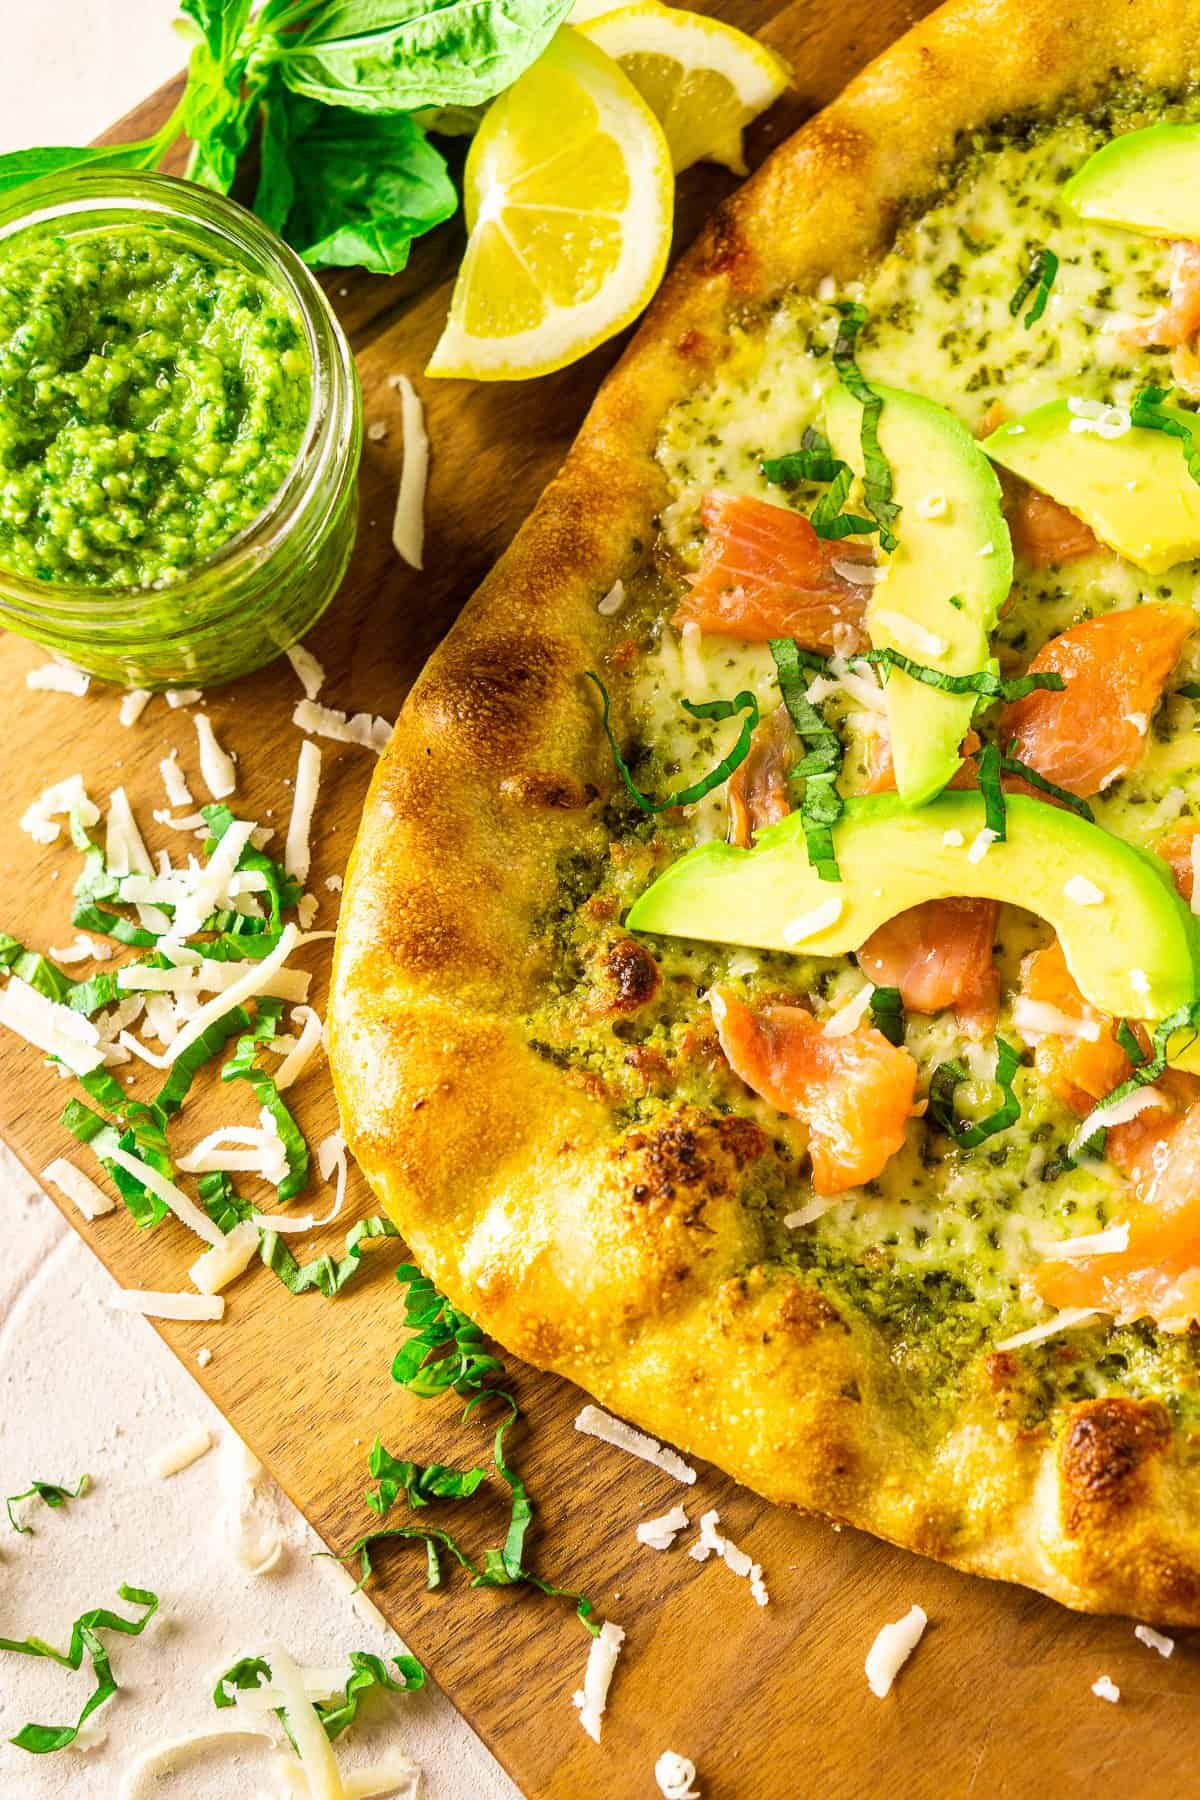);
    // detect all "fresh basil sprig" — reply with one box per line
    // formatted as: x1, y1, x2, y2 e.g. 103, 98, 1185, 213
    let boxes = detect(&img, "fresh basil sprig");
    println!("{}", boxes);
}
586, 672, 761, 815
5, 1476, 89, 1536
929, 1038, 1023, 1147
1009, 246, 1058, 328
769, 638, 845, 882
1, 1584, 158, 1755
